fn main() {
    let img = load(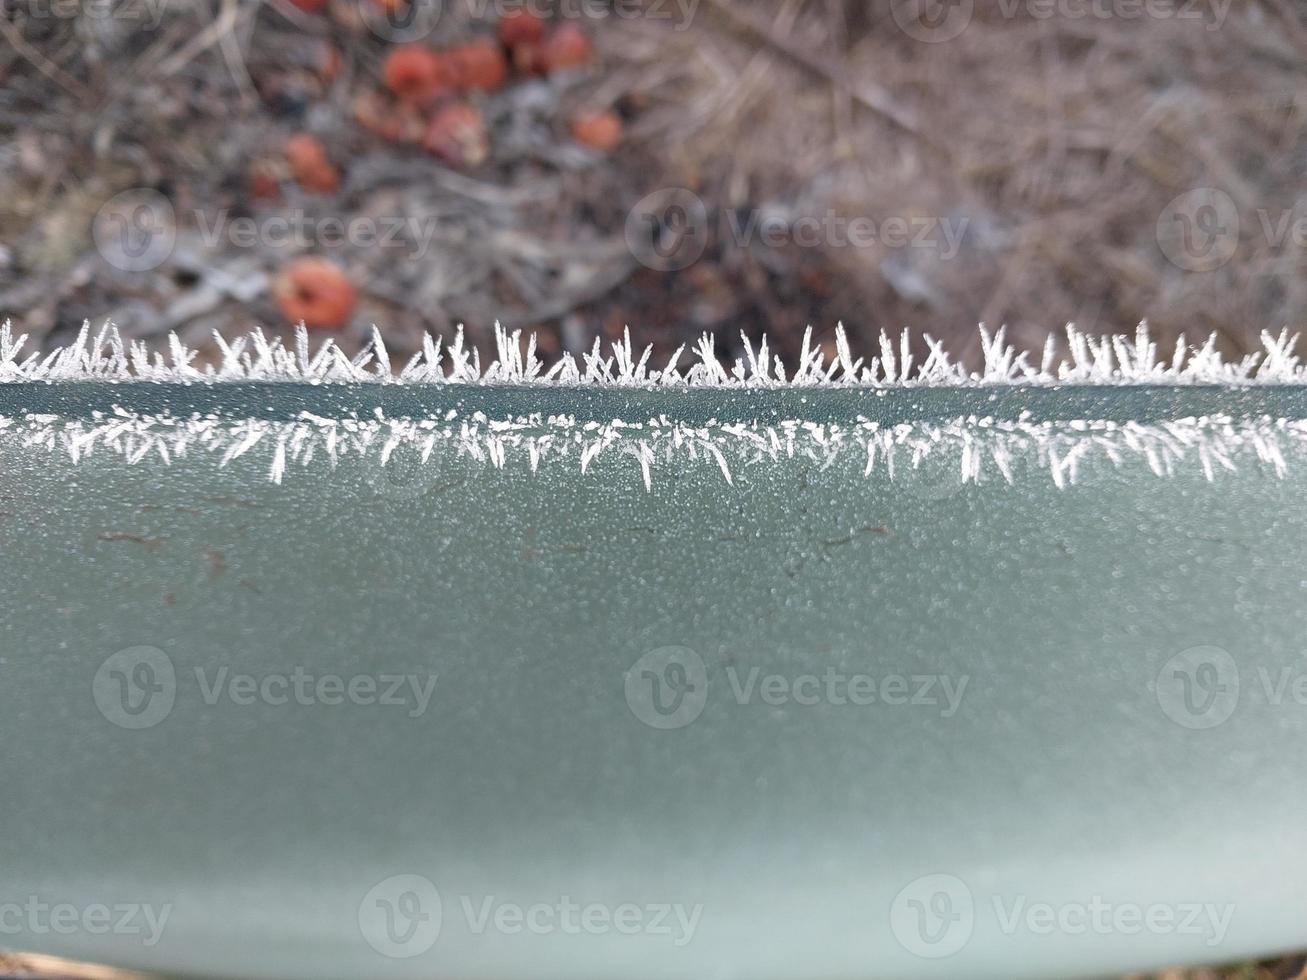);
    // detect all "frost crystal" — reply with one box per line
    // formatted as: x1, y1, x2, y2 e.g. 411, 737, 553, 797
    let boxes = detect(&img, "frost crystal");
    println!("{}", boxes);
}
1, 320, 1304, 386
1, 321, 1306, 488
